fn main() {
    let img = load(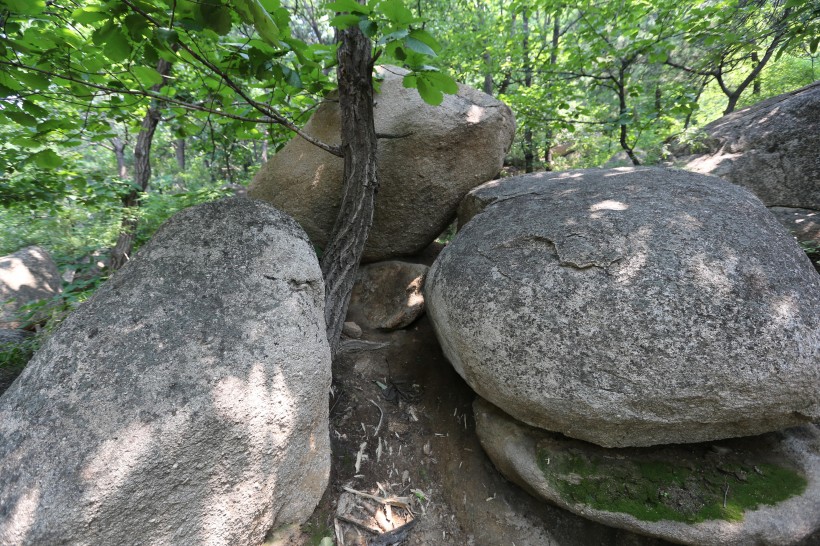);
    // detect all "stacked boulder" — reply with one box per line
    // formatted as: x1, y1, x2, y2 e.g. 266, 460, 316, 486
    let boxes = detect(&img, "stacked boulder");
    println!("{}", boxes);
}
248, 65, 515, 263
425, 167, 820, 544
